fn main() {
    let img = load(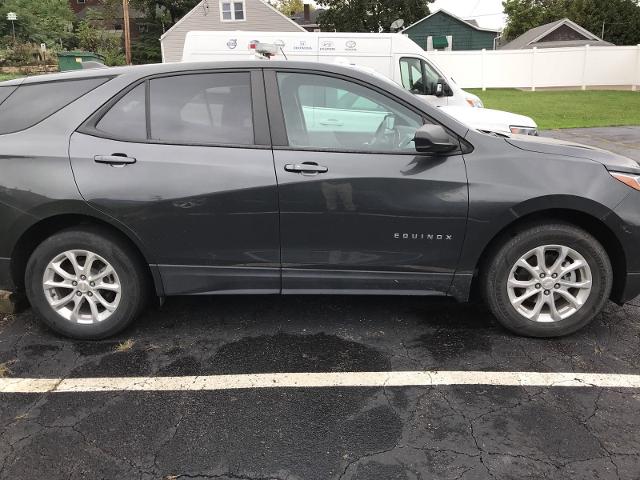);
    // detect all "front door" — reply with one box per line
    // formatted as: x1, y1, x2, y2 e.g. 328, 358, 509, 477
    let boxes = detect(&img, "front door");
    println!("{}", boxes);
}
70, 70, 280, 295
266, 70, 468, 295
